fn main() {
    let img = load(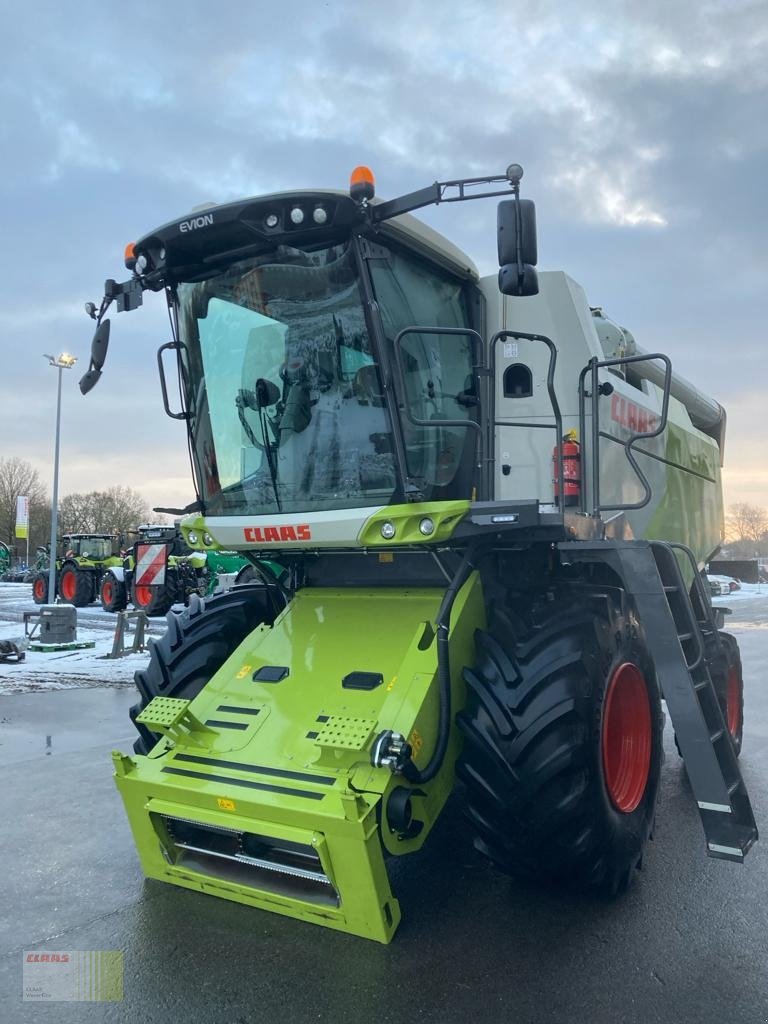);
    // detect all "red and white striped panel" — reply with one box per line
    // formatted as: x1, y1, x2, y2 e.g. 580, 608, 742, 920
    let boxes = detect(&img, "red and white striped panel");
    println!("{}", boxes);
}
134, 543, 168, 586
